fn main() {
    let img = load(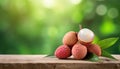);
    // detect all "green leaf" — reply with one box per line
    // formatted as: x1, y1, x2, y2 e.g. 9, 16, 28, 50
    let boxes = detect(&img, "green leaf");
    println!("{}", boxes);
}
85, 53, 100, 62
101, 50, 116, 60
97, 37, 119, 49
